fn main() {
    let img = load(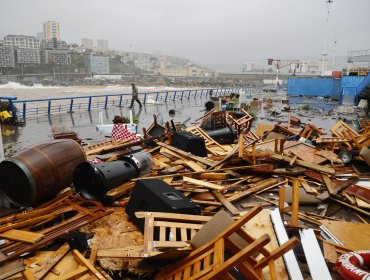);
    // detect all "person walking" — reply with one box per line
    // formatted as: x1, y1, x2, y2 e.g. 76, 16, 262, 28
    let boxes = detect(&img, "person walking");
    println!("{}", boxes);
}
129, 83, 142, 109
